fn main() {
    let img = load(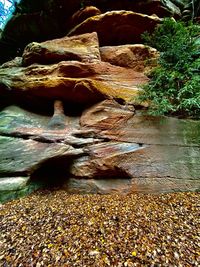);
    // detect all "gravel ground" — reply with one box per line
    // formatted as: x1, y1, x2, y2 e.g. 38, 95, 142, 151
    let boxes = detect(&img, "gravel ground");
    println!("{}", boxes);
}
0, 190, 199, 267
